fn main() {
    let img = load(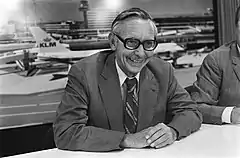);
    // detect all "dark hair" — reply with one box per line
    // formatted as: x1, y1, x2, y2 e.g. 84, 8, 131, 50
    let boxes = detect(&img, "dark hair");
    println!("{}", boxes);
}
235, 6, 240, 26
111, 8, 153, 29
